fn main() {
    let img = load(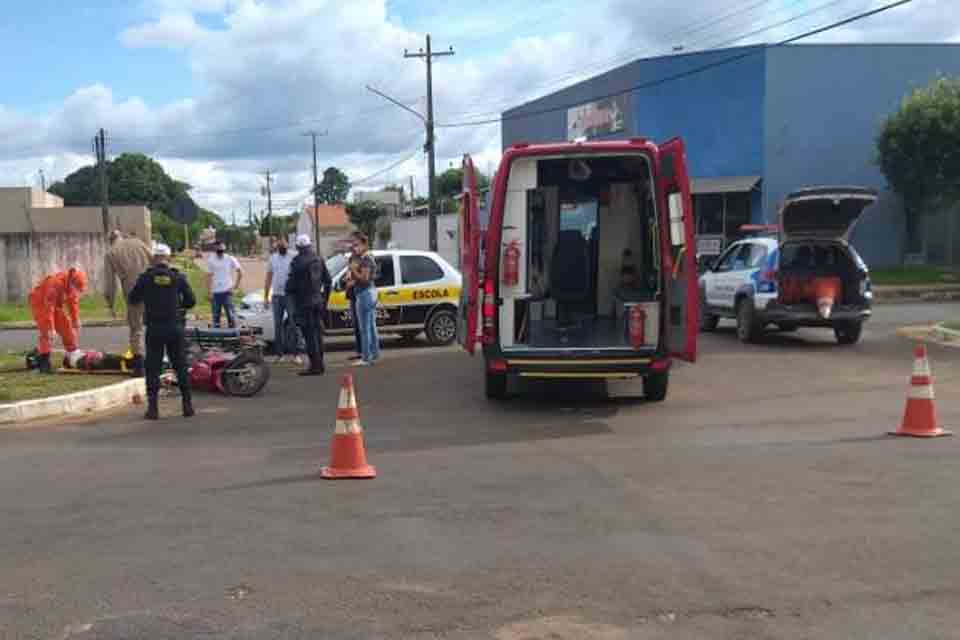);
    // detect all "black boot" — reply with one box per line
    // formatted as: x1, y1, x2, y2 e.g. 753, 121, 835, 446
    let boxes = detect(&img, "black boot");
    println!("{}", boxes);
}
37, 353, 53, 374
298, 356, 324, 376
181, 391, 195, 418
144, 395, 159, 420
